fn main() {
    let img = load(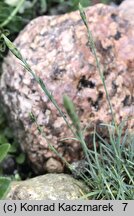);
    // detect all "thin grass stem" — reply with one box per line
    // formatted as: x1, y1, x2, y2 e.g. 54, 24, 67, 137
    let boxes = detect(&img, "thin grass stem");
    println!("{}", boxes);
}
0, 0, 26, 28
